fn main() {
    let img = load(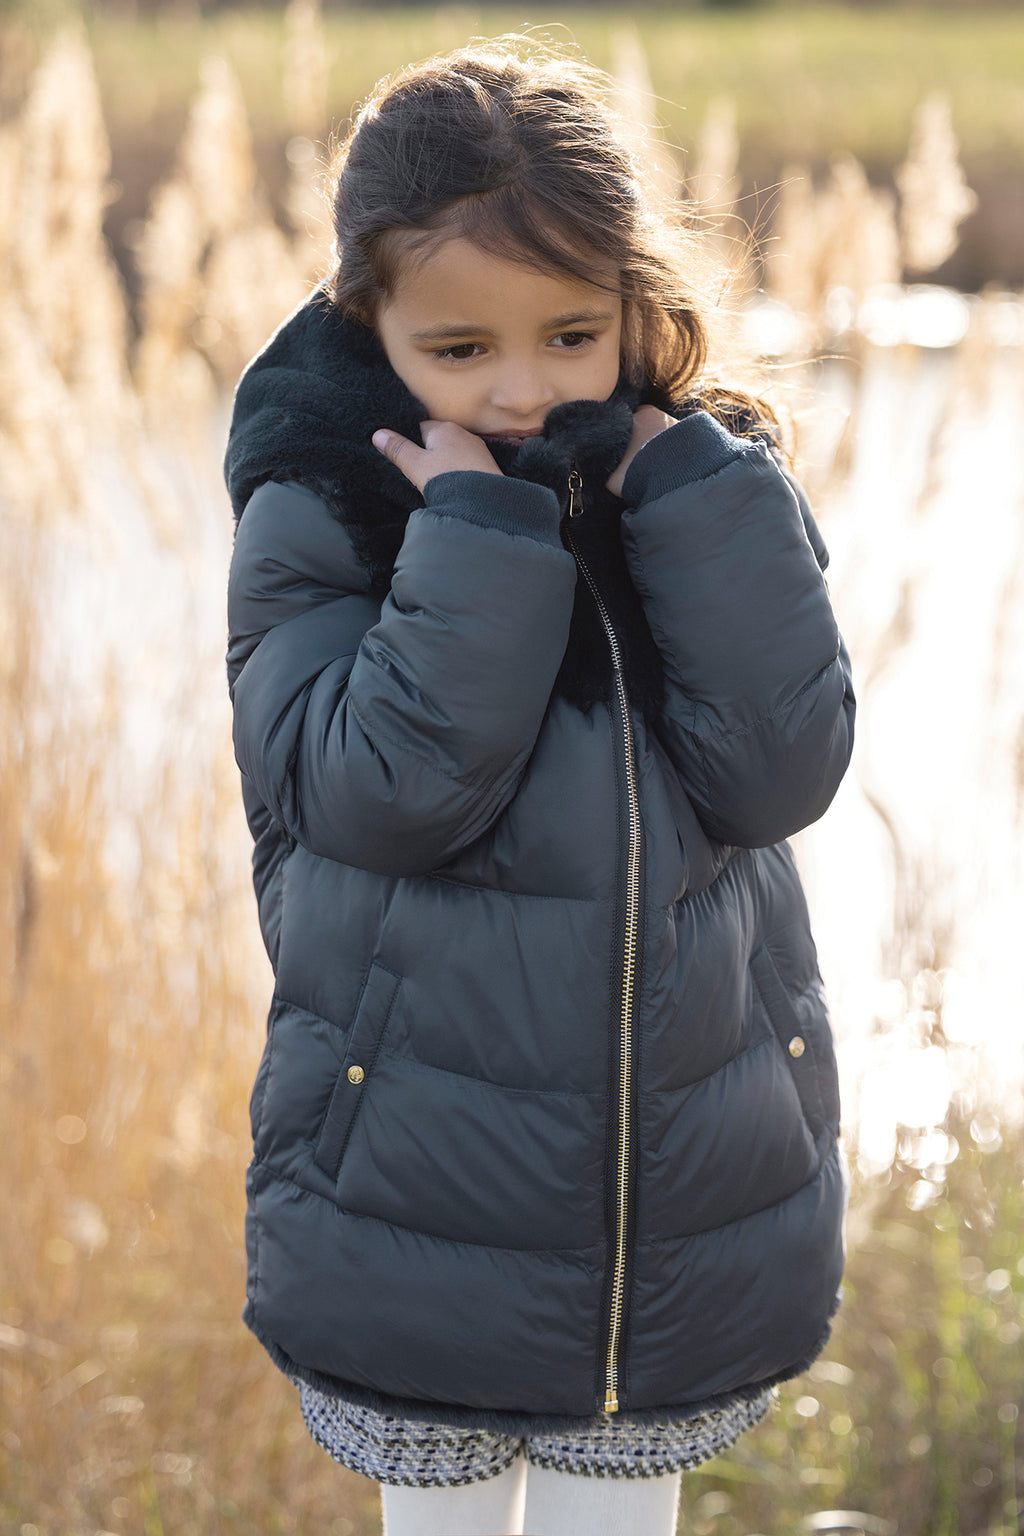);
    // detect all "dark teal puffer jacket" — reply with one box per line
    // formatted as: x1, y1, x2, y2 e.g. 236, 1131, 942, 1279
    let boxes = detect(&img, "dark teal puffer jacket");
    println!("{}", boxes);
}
224, 291, 855, 1433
